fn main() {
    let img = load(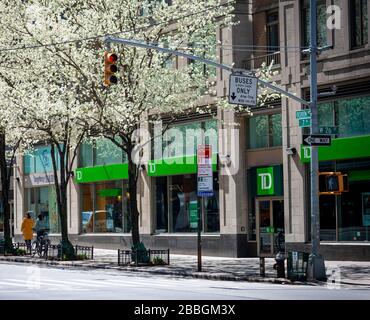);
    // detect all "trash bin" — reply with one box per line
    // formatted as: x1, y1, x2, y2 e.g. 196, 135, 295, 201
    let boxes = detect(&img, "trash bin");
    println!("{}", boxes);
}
287, 251, 309, 281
